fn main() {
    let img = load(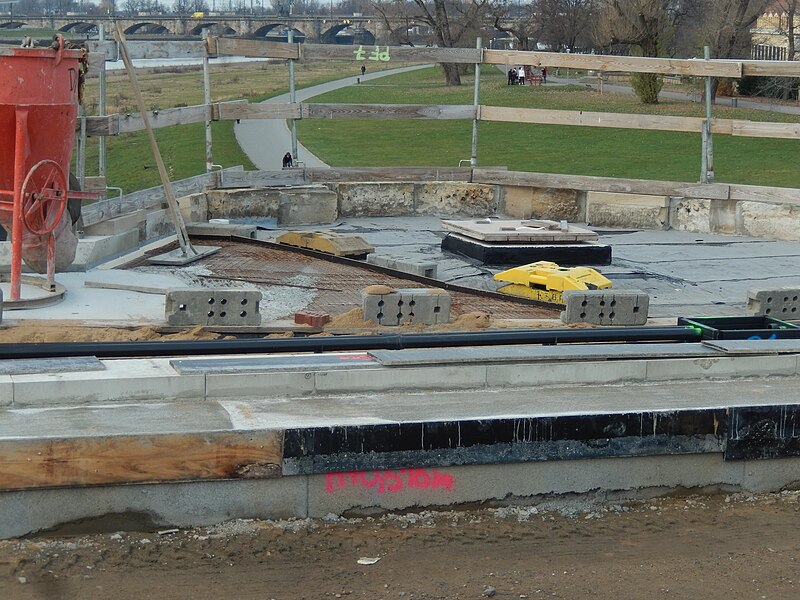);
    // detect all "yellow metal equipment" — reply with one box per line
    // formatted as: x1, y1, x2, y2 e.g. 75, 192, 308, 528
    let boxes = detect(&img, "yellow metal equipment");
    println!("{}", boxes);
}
493, 261, 612, 305
276, 230, 374, 259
